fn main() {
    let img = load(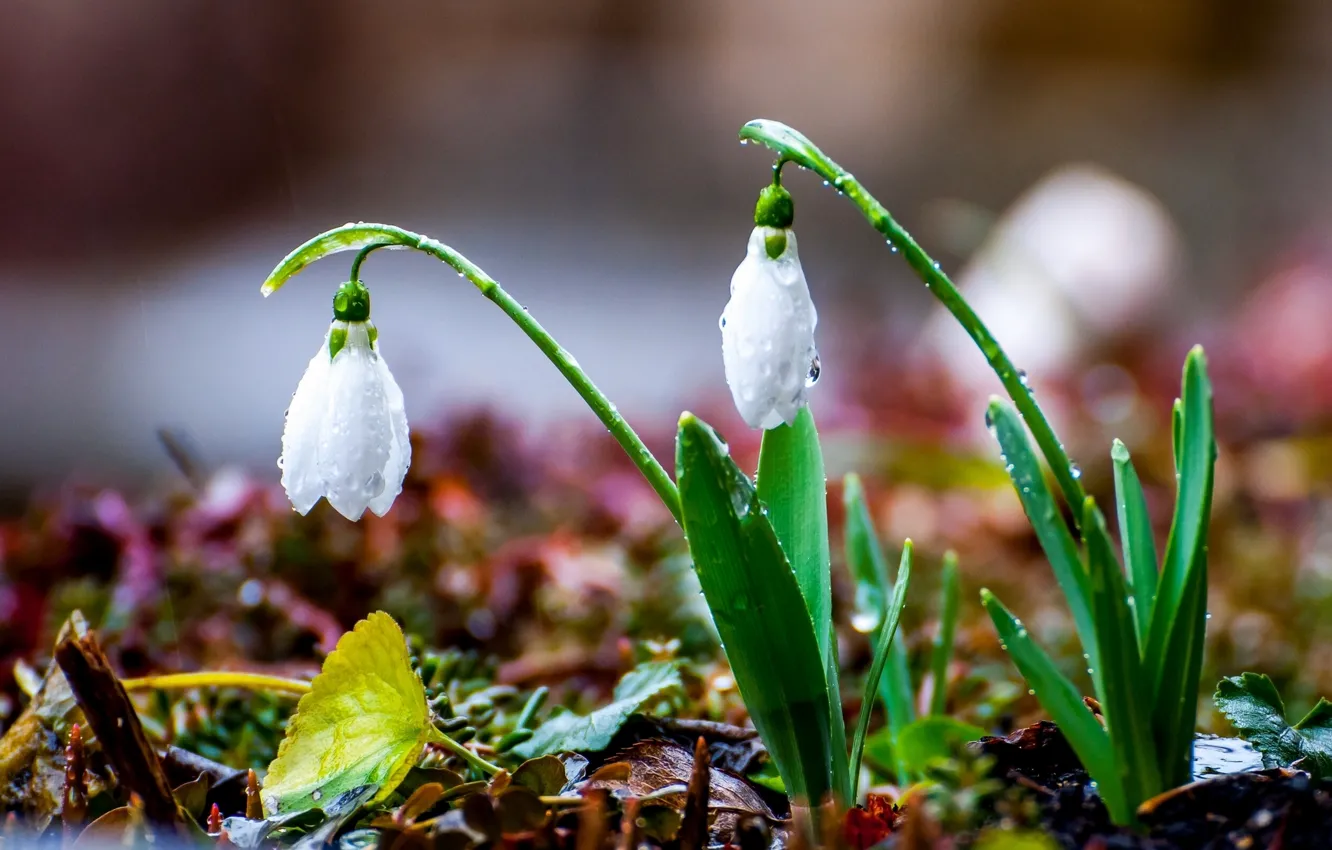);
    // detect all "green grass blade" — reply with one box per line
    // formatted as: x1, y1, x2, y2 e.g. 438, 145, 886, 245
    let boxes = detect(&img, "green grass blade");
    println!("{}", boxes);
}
758, 408, 845, 799
981, 589, 1124, 823
929, 551, 960, 716
1083, 499, 1163, 814
850, 542, 913, 801
1111, 440, 1158, 647
1144, 348, 1215, 785
843, 474, 915, 782
676, 413, 833, 806
987, 401, 1097, 672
